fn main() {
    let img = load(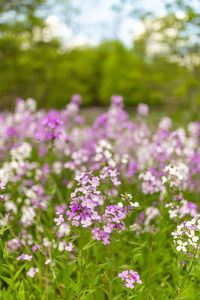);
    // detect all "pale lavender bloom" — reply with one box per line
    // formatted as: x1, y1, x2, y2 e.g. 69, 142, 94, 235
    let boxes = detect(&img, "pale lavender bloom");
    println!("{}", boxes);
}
27, 267, 39, 278
0, 182, 6, 190
54, 214, 64, 226
7, 239, 21, 252
81, 217, 92, 227
45, 259, 52, 265
137, 103, 149, 116
65, 242, 74, 252
16, 254, 32, 261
